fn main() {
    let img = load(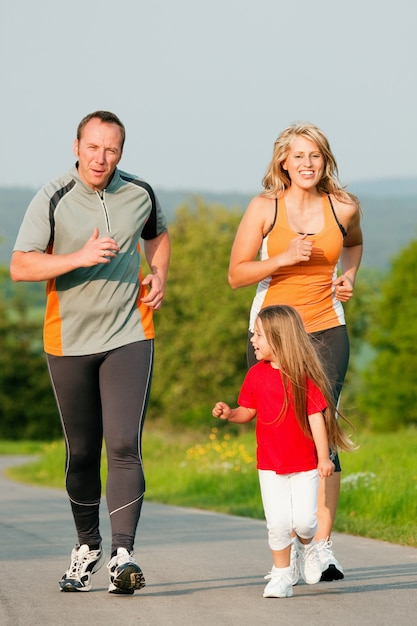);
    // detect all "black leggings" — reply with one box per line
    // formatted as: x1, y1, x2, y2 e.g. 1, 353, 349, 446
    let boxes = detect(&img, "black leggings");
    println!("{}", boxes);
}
47, 340, 153, 554
247, 325, 350, 471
